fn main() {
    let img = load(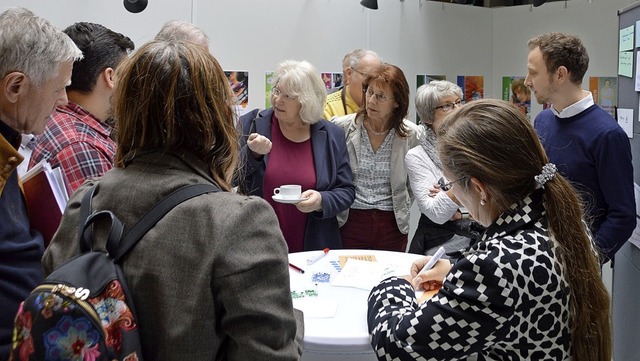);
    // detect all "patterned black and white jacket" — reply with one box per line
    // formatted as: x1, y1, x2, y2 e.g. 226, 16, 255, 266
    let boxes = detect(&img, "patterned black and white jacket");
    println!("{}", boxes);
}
368, 189, 572, 360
